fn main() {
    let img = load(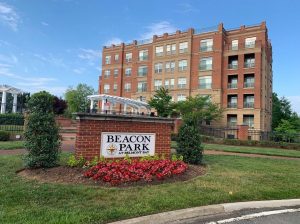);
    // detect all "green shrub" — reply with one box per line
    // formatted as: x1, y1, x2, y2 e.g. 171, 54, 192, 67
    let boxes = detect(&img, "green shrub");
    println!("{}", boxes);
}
0, 113, 24, 125
24, 91, 61, 168
0, 131, 10, 141
177, 123, 203, 164
67, 154, 86, 167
